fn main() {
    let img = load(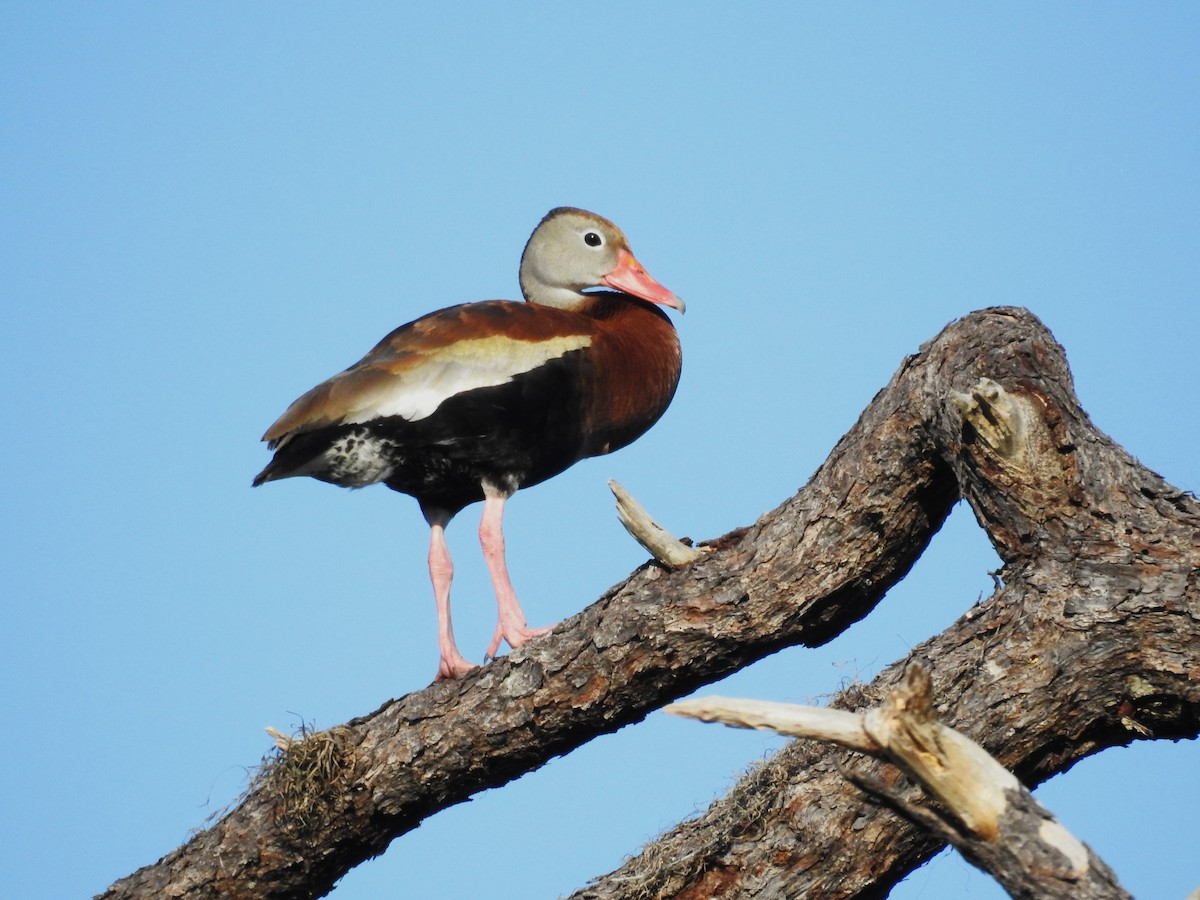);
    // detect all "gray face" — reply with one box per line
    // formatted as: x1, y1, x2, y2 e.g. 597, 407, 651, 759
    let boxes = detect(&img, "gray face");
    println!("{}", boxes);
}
519, 209, 625, 308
